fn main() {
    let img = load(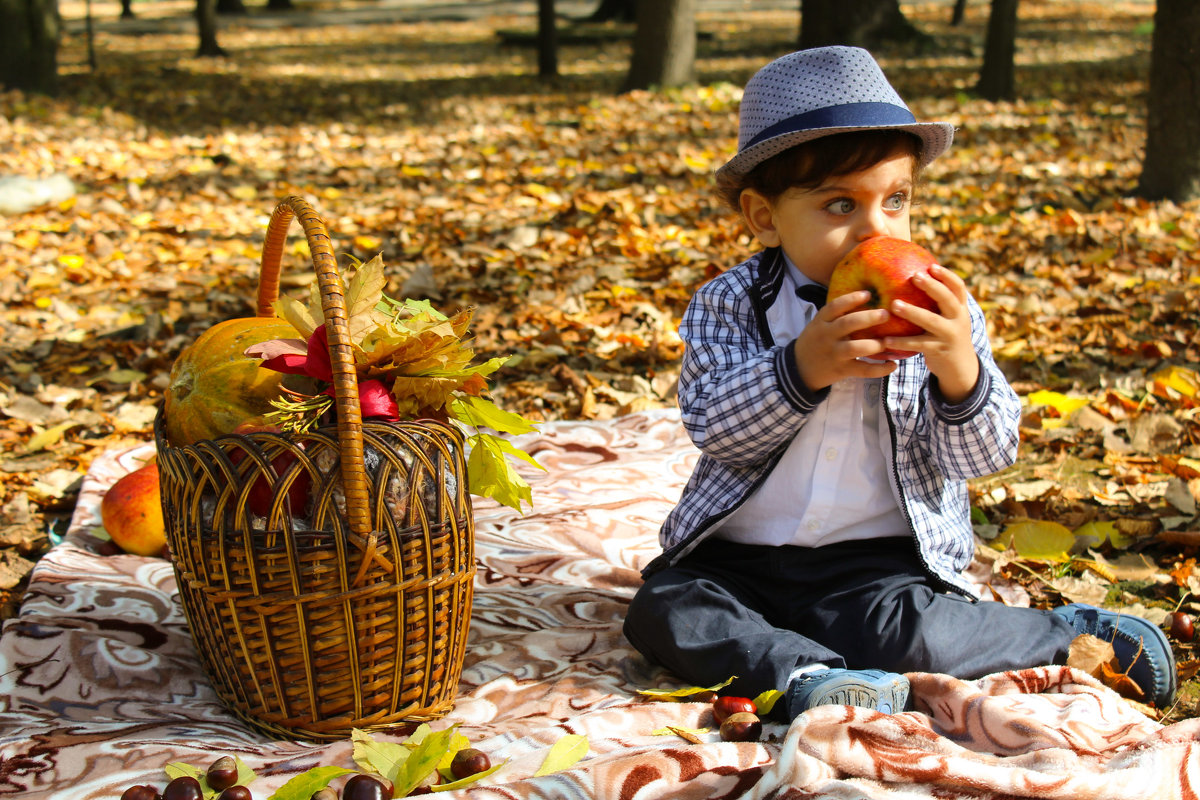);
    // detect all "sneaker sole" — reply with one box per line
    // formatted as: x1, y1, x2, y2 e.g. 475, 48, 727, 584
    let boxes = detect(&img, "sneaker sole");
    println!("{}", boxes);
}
807, 675, 911, 715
